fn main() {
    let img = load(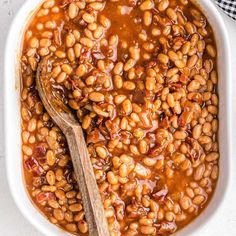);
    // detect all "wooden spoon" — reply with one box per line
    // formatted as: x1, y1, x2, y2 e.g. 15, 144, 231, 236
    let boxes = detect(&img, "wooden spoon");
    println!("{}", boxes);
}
36, 57, 110, 236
